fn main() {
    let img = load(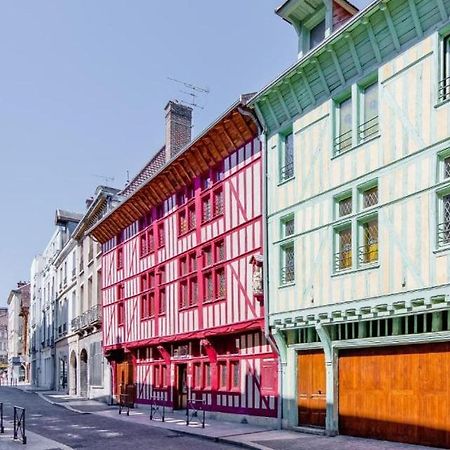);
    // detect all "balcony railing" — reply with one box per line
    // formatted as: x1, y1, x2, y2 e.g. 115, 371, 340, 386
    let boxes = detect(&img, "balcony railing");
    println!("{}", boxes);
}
71, 305, 102, 333
358, 116, 379, 141
358, 241, 379, 264
280, 265, 295, 285
334, 129, 352, 156
438, 222, 450, 247
280, 160, 294, 182
438, 76, 450, 102
334, 250, 352, 272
